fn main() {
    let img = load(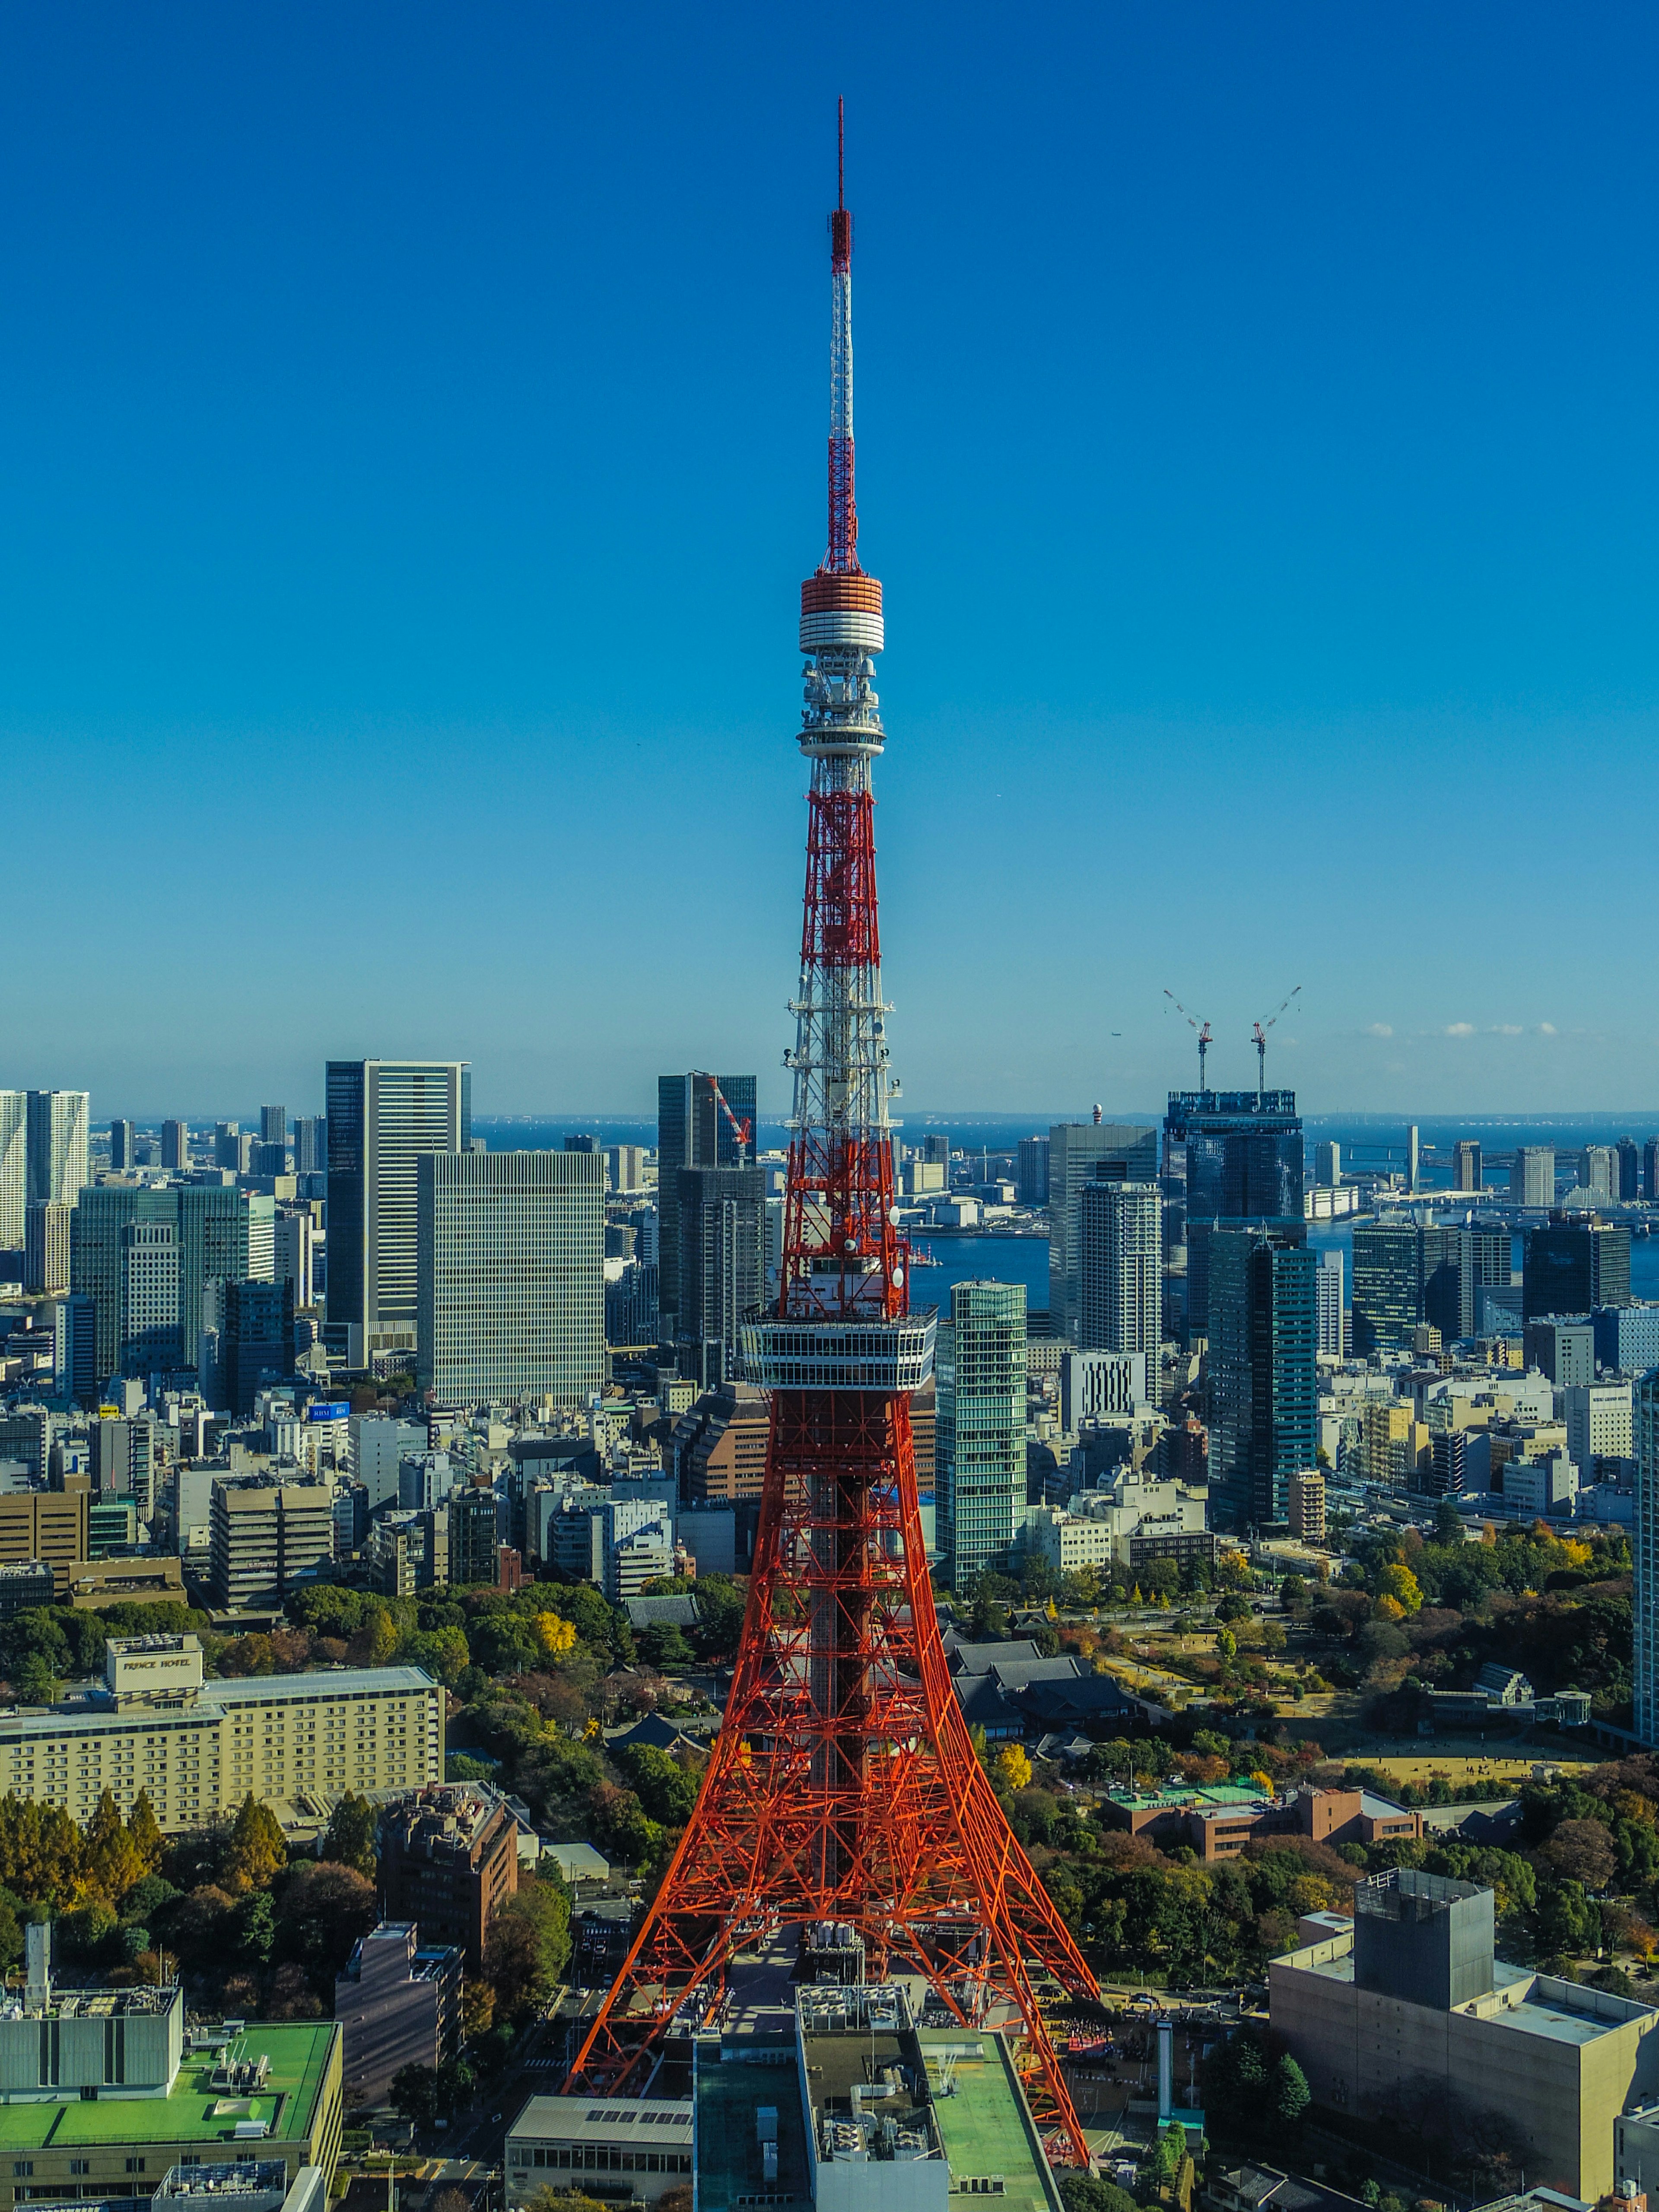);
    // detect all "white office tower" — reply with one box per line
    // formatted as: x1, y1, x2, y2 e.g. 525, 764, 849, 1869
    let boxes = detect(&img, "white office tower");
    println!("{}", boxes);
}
27, 1091, 89, 1210
0, 1094, 25, 1249
325, 1059, 470, 1367
1077, 1180, 1162, 1356
1317, 1246, 1344, 1358
1515, 1146, 1555, 1207
416, 1148, 604, 1409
